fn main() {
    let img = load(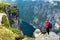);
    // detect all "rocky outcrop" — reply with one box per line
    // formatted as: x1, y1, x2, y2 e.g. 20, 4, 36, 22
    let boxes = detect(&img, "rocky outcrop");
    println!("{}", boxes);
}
35, 32, 59, 40
3, 4, 20, 29
34, 29, 59, 40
